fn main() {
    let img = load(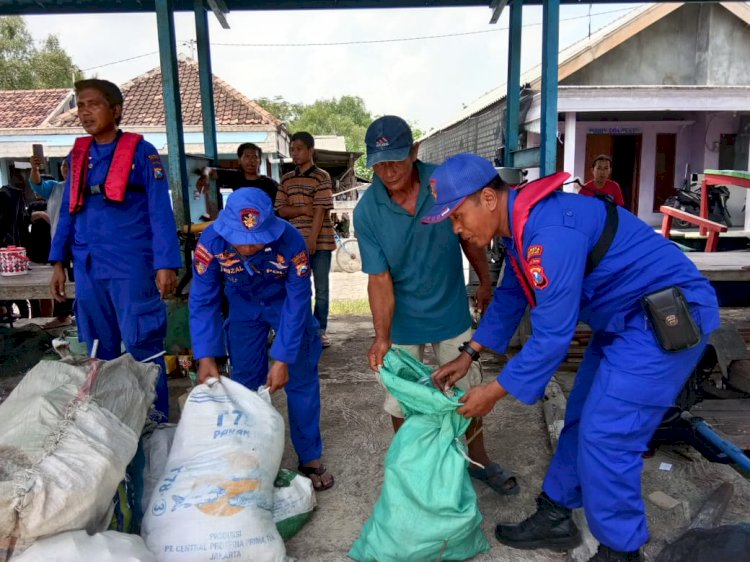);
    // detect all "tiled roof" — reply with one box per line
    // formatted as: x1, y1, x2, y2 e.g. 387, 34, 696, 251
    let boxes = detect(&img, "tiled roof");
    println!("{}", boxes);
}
52, 56, 281, 128
0, 88, 72, 128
